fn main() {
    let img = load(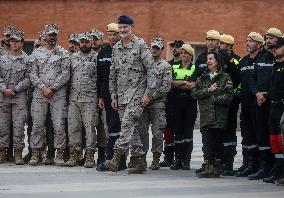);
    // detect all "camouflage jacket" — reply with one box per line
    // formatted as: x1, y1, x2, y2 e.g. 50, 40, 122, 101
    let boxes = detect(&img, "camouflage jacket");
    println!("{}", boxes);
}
0, 52, 31, 103
192, 70, 233, 129
147, 58, 172, 109
109, 35, 157, 105
69, 50, 98, 103
29, 45, 70, 101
